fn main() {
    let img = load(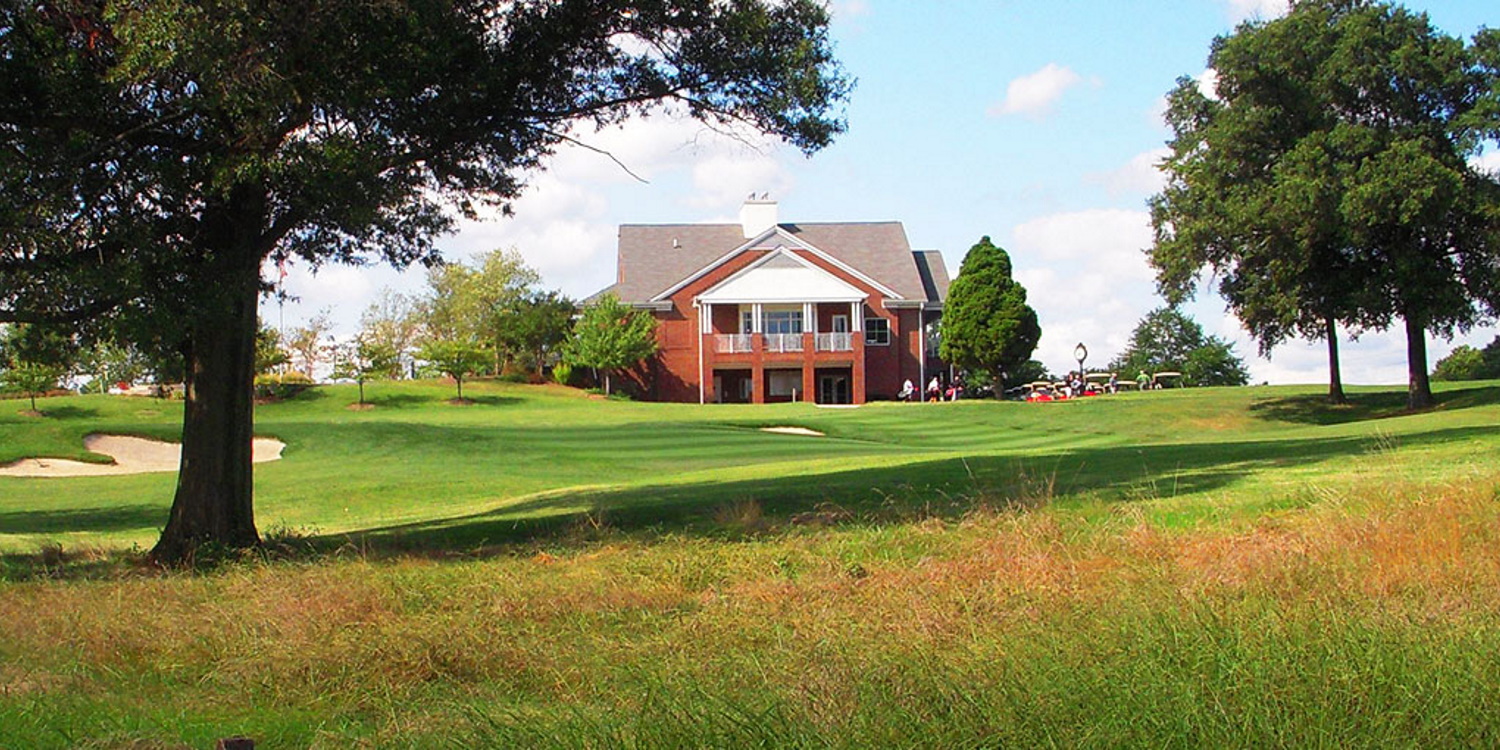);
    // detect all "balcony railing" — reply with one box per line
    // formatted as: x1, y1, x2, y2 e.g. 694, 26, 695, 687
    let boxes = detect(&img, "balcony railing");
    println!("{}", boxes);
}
763, 332, 804, 353
715, 334, 753, 353
714, 332, 851, 354
816, 332, 853, 352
